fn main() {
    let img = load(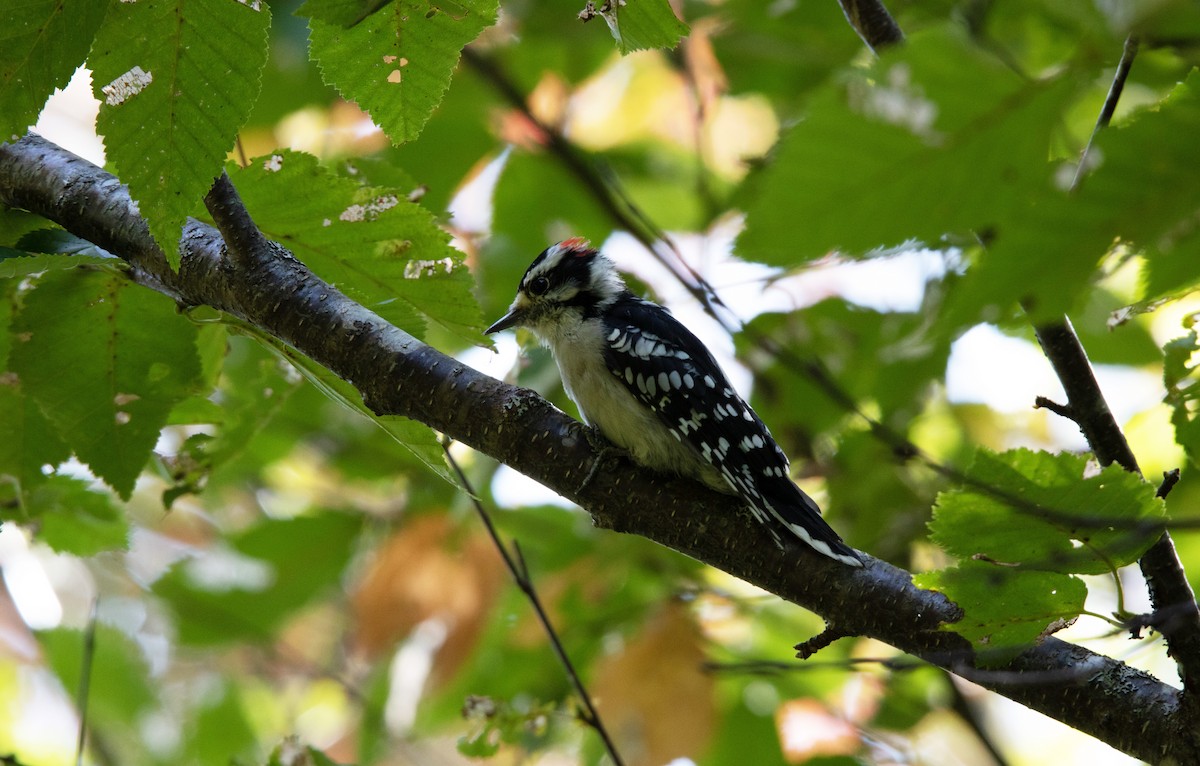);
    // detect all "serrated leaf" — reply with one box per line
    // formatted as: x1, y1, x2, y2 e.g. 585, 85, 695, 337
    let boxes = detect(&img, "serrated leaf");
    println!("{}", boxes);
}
154, 513, 361, 645
9, 267, 203, 498
930, 448, 1164, 574
305, 0, 498, 144
0, 0, 109, 143
89, 0, 270, 266
588, 0, 689, 54
915, 561, 1085, 662
226, 150, 486, 342
28, 475, 128, 555
738, 25, 1075, 268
